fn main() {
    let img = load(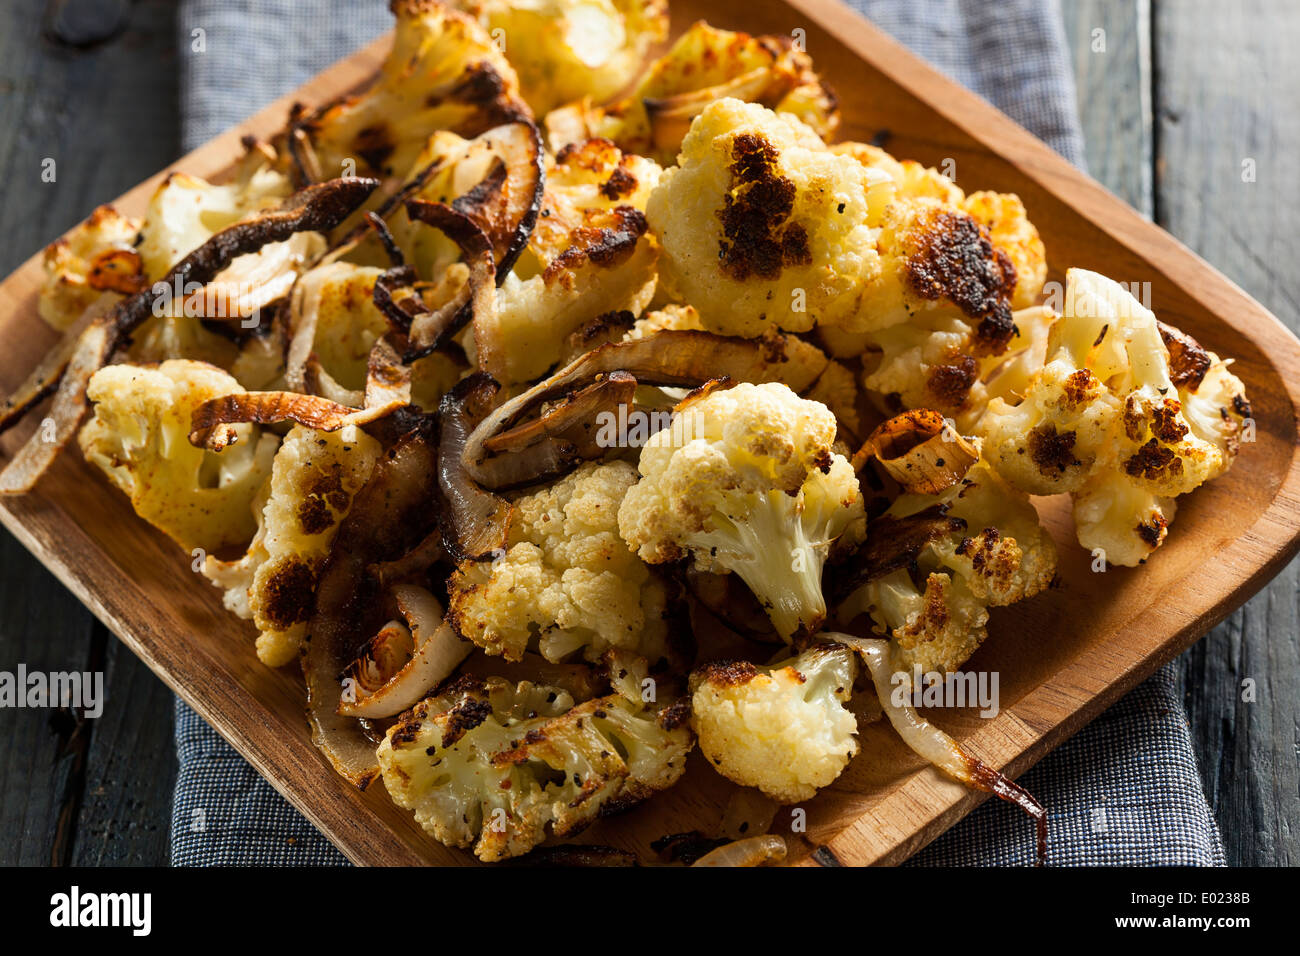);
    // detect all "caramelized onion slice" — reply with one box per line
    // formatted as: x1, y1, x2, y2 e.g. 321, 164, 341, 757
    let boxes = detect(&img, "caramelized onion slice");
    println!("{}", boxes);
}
0, 177, 379, 494
189, 390, 402, 451
437, 373, 513, 561
863, 409, 979, 495
827, 633, 1048, 866
305, 431, 439, 788
471, 371, 638, 490
691, 835, 787, 867
462, 331, 772, 489
364, 335, 412, 410
403, 198, 496, 359
827, 506, 967, 605
0, 320, 114, 494
337, 583, 471, 719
